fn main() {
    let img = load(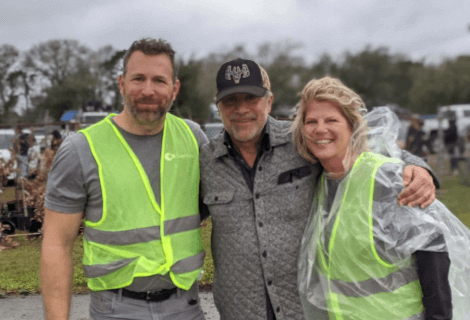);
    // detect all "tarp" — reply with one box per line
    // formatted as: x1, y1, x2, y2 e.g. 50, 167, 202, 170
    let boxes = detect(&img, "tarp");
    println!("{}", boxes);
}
60, 111, 78, 122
